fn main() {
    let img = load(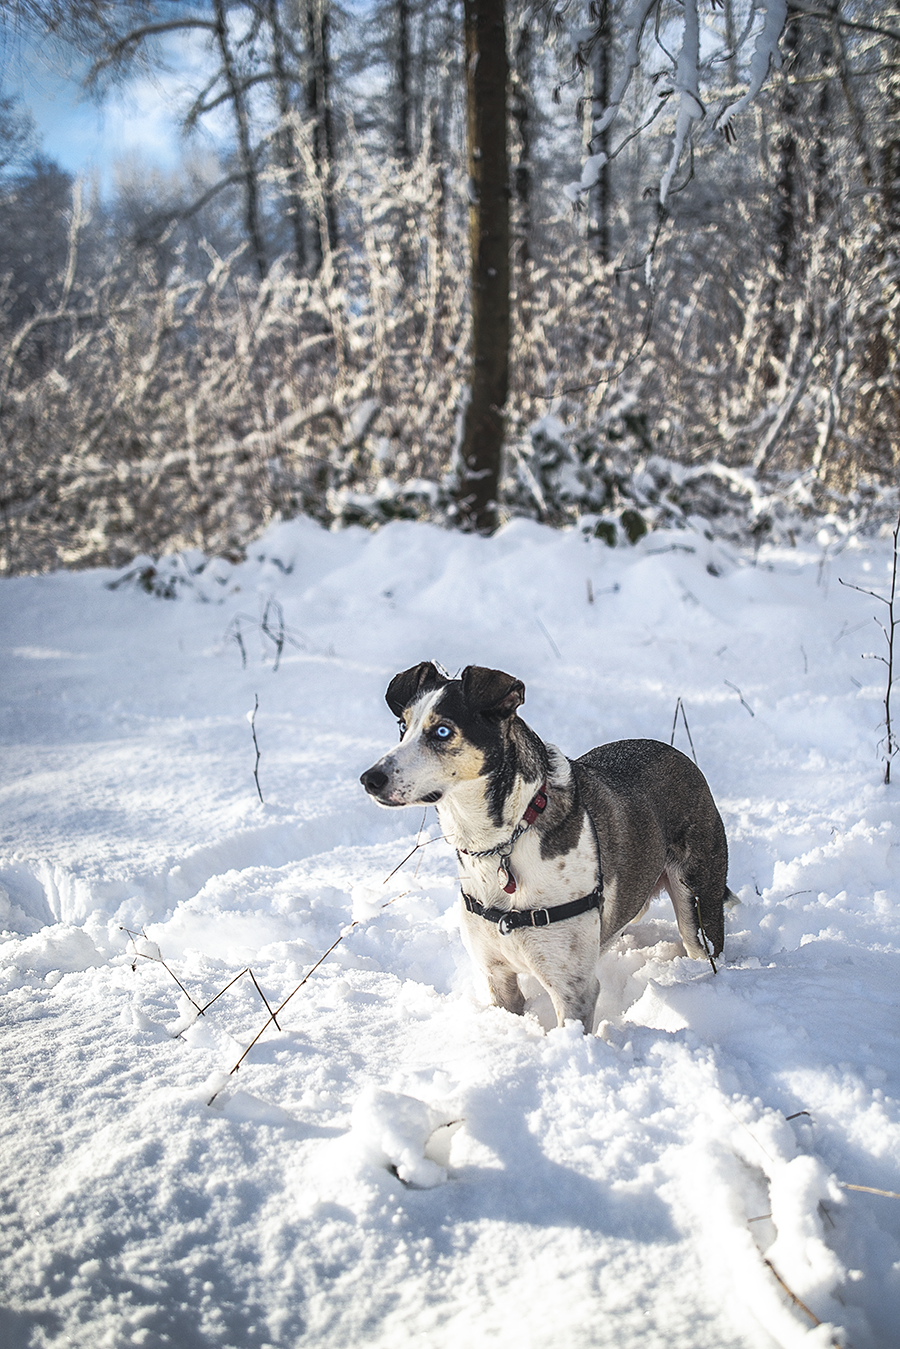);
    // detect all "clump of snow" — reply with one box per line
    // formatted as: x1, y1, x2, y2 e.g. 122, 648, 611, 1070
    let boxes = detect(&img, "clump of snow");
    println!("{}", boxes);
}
343, 1086, 462, 1188
1, 514, 898, 1348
